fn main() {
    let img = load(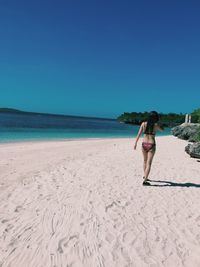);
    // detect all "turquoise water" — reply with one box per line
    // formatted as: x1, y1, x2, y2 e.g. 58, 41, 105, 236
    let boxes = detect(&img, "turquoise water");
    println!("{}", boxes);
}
0, 112, 172, 143
0, 127, 172, 143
